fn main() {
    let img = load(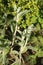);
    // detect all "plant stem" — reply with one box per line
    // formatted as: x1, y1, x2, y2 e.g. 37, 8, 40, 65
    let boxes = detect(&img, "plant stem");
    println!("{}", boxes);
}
12, 23, 17, 46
